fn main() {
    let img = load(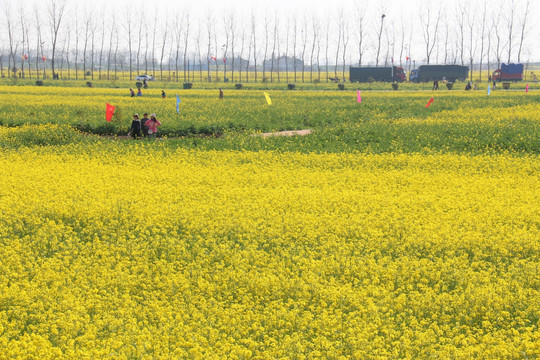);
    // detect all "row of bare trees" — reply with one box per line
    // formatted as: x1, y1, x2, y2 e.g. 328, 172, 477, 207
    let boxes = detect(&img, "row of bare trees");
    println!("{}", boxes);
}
0, 0, 535, 82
